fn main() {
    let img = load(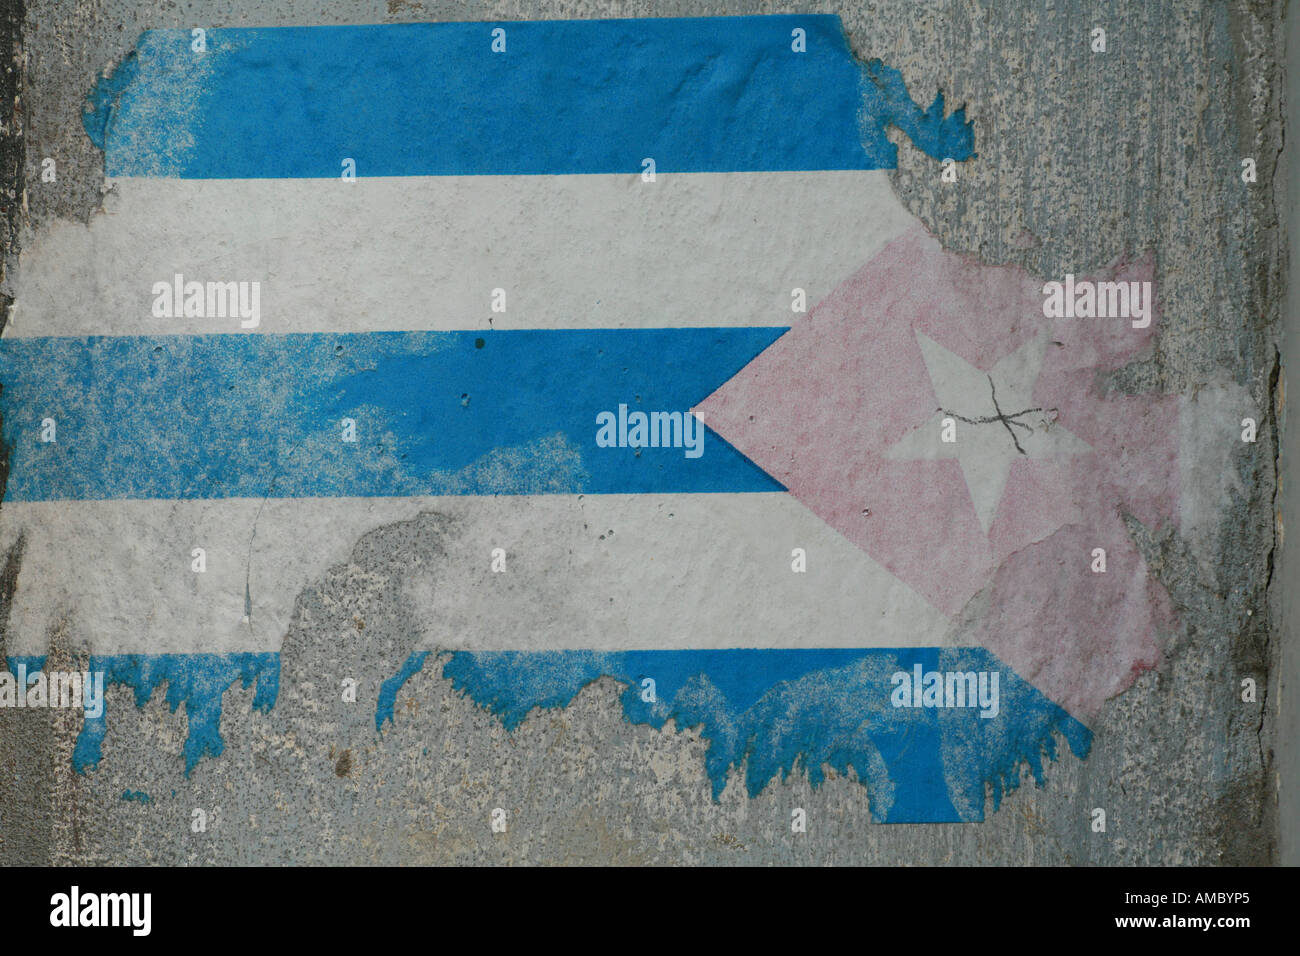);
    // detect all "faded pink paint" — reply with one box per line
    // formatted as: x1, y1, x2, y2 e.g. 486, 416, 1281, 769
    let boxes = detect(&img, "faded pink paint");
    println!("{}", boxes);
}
695, 227, 1178, 718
